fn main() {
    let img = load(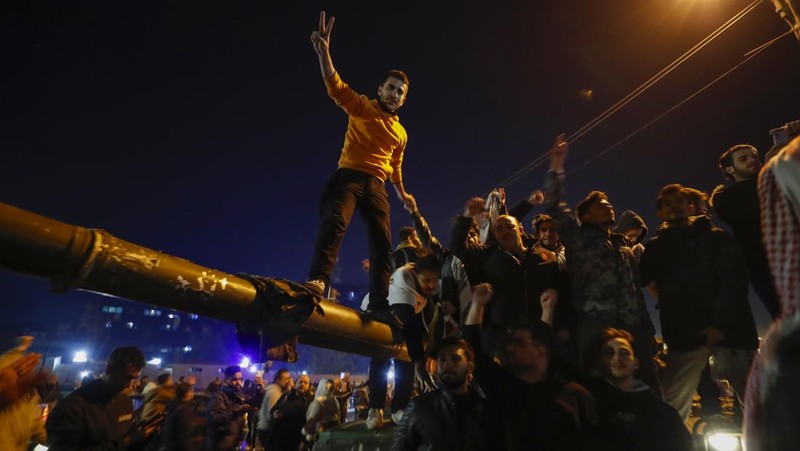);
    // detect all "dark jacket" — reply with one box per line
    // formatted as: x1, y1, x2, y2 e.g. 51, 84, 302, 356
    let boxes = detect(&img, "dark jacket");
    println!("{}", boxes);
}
205, 386, 247, 451
639, 216, 759, 351
543, 170, 653, 331
462, 325, 597, 451
450, 216, 560, 328
46, 379, 143, 451
411, 209, 476, 327
159, 398, 206, 451
586, 378, 691, 451
710, 180, 768, 270
392, 386, 491, 451
267, 390, 311, 450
